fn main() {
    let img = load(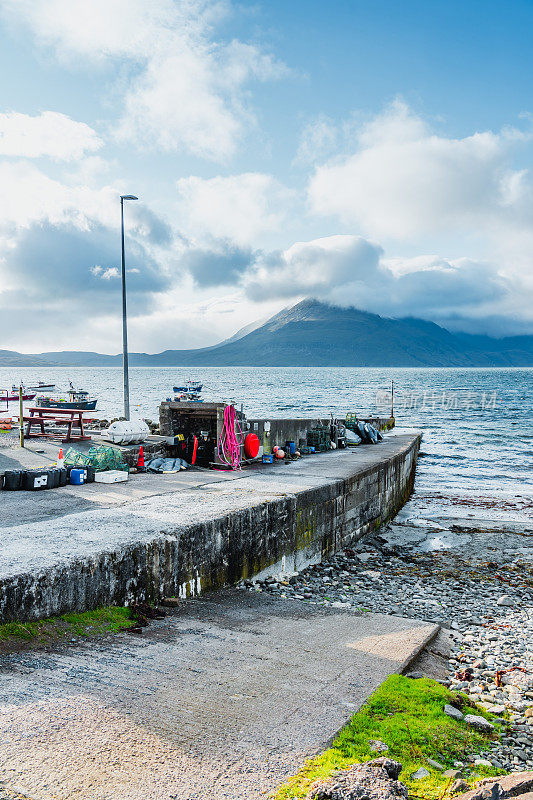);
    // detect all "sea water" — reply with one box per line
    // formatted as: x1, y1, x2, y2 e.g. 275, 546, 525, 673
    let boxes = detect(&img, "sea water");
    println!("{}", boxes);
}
1, 366, 531, 531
